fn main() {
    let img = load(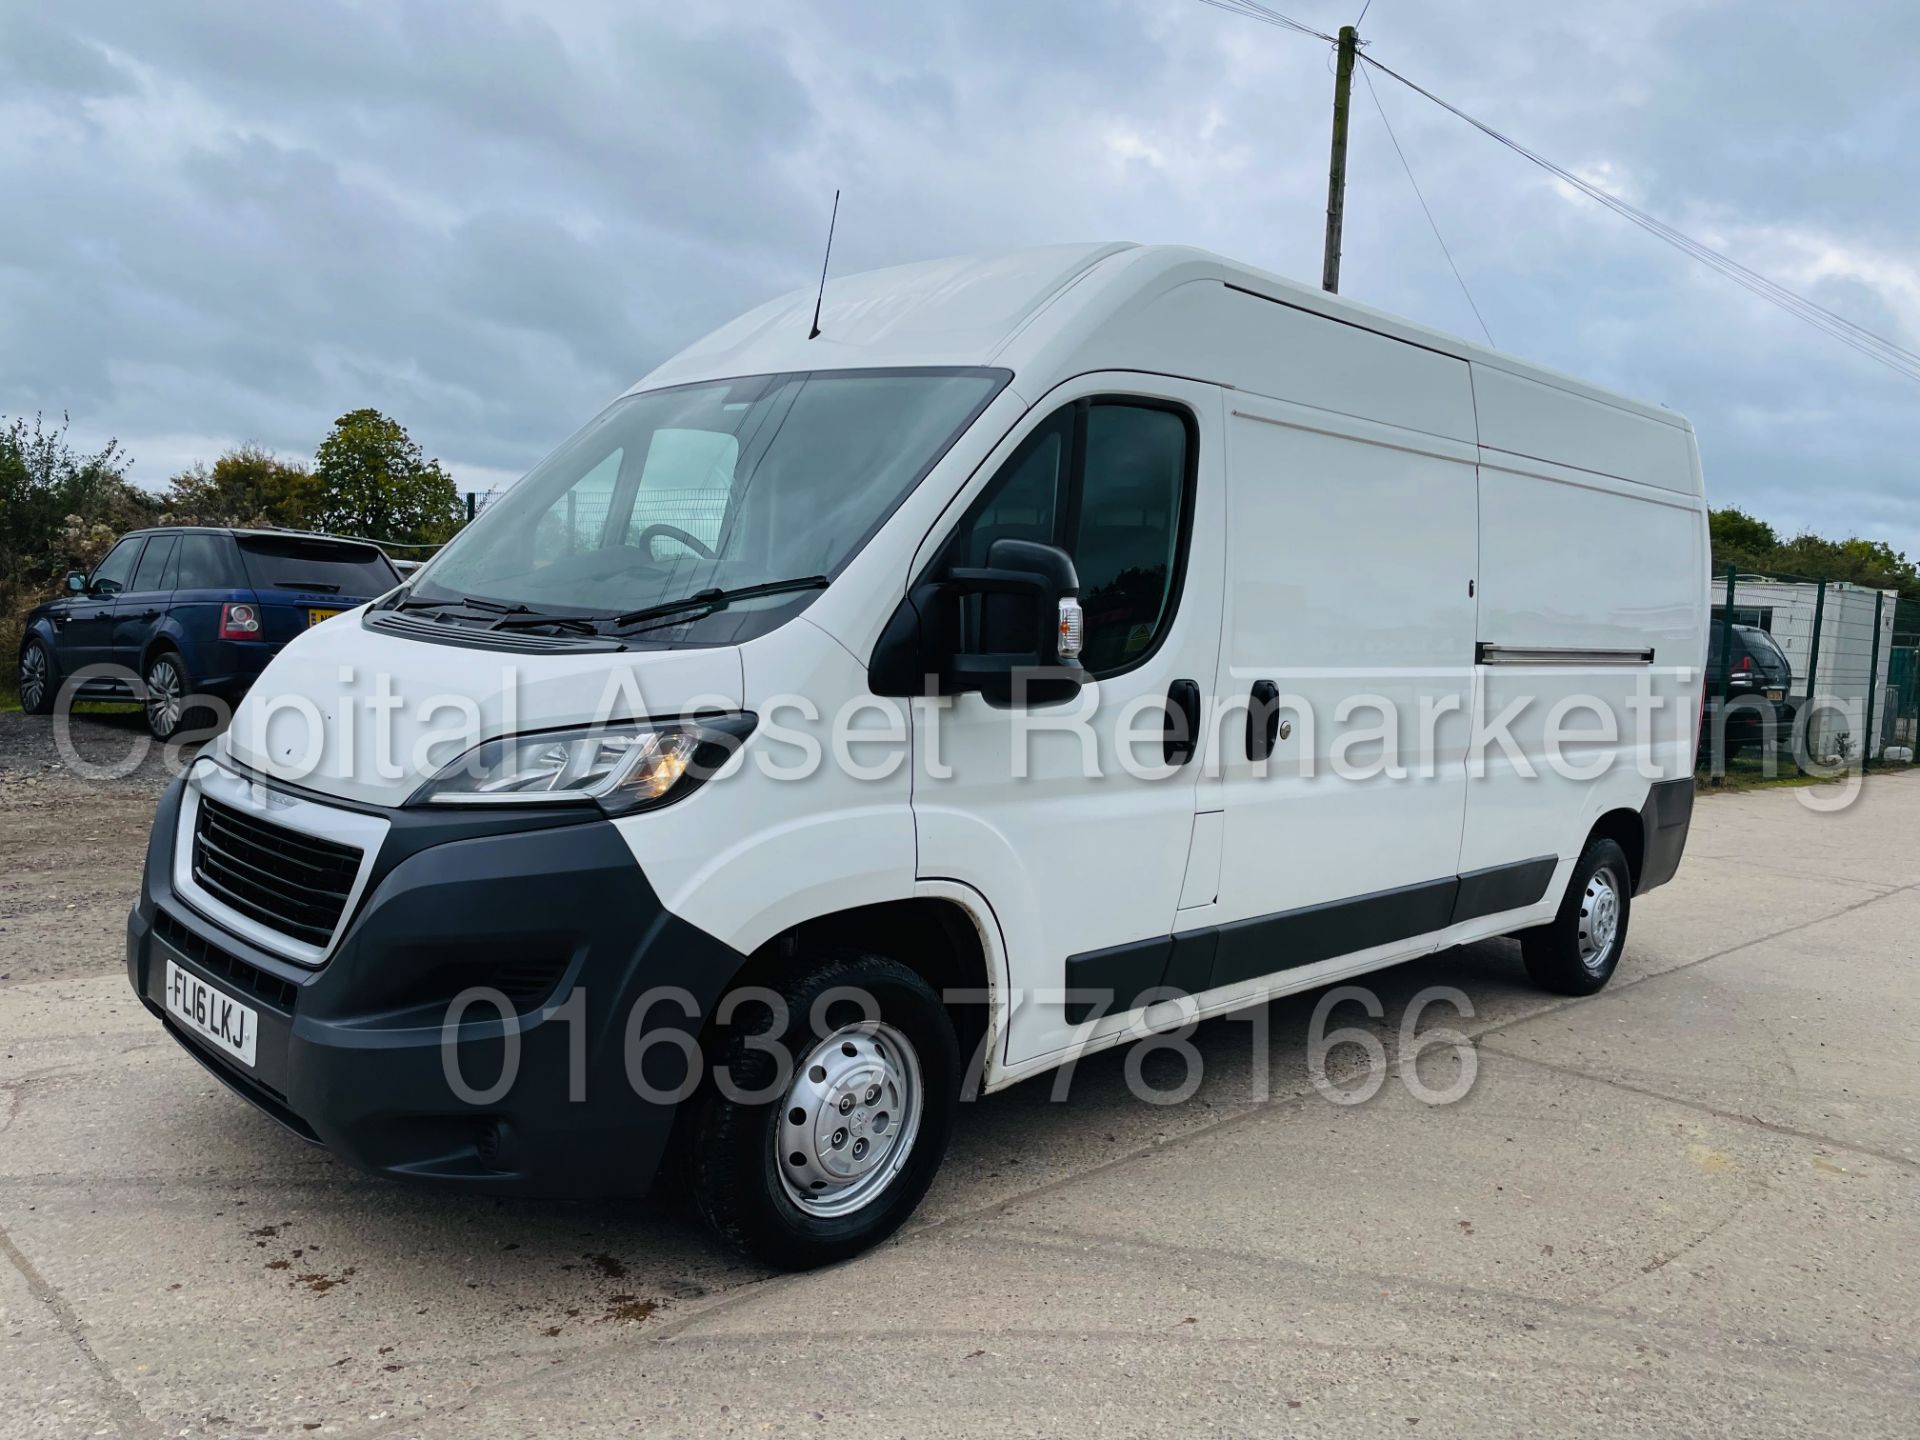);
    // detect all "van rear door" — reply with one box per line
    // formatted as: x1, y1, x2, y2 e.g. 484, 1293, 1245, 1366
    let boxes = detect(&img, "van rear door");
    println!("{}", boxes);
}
234, 535, 403, 641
